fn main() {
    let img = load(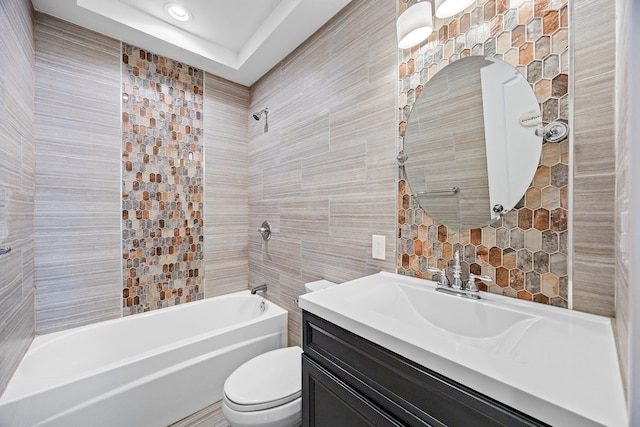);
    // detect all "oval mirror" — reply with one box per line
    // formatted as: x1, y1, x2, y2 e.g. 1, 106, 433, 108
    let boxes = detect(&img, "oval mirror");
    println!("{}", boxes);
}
403, 56, 542, 229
